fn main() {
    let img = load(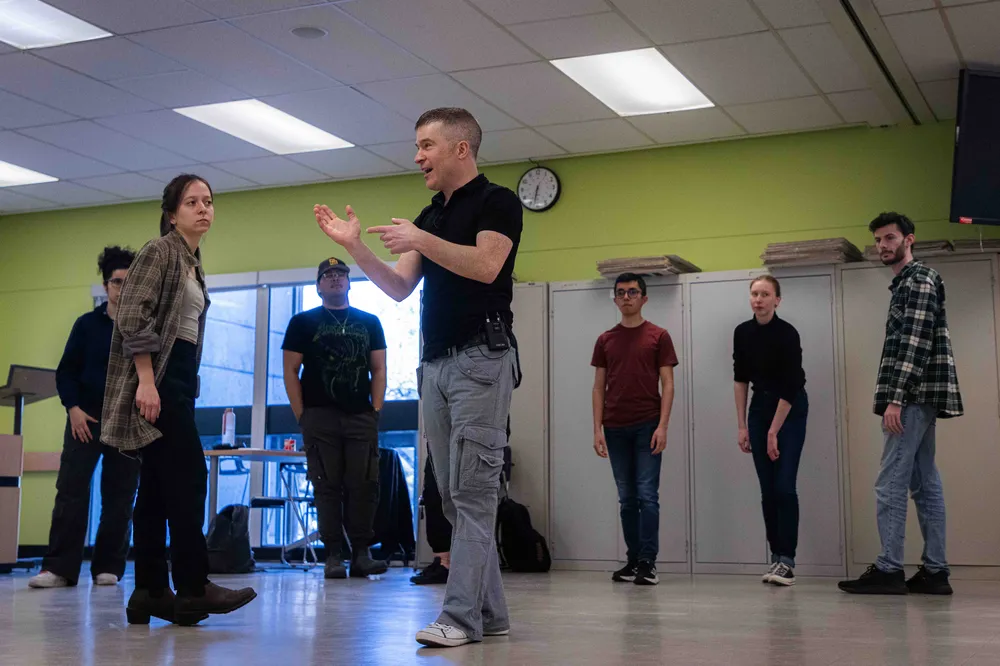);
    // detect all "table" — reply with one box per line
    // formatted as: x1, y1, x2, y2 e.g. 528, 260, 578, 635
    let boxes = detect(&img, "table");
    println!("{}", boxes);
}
204, 449, 306, 518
